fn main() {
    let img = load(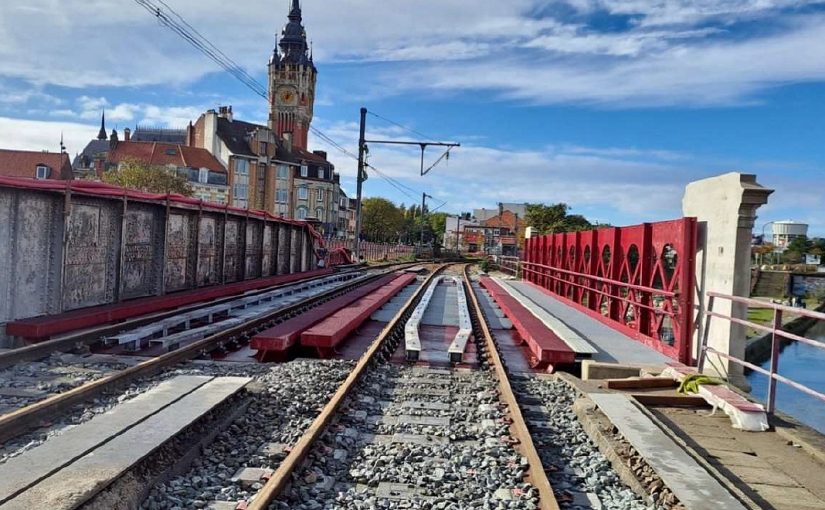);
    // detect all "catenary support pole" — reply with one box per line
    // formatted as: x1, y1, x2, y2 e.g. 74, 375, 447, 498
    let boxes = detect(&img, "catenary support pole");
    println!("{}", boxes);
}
354, 107, 367, 261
